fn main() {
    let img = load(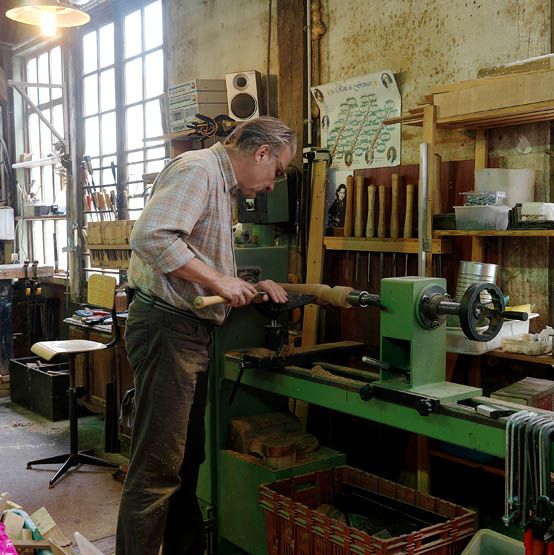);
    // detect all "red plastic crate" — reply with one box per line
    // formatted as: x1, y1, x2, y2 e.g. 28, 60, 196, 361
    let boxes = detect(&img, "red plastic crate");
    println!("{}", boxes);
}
260, 466, 476, 555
